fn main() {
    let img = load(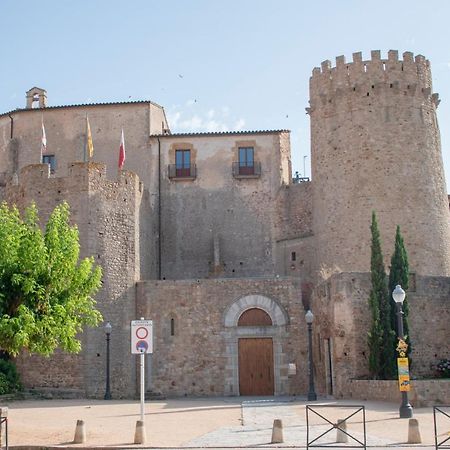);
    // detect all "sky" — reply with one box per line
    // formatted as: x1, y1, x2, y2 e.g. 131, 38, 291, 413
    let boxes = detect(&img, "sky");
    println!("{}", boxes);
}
1, 0, 450, 185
